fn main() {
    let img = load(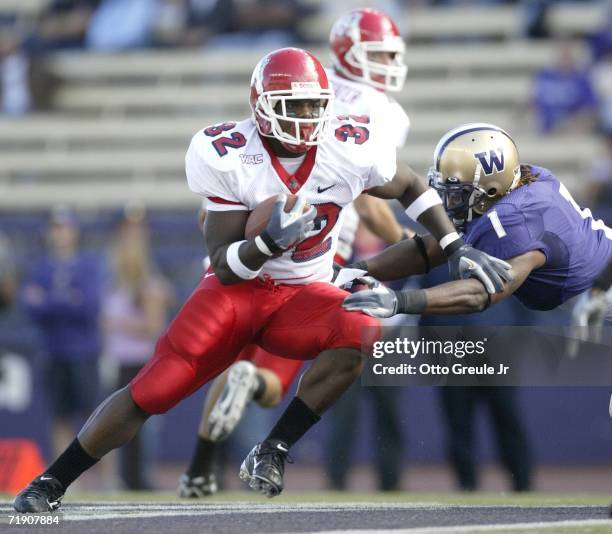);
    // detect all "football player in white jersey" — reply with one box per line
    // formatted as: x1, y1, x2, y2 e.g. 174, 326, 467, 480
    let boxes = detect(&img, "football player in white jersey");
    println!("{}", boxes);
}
15, 47, 511, 511
178, 8, 415, 498
328, 7, 412, 265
